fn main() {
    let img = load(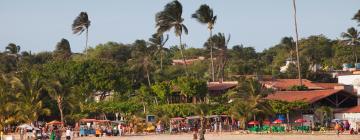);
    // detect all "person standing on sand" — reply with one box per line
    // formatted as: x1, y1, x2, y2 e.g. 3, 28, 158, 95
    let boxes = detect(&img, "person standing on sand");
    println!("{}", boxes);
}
19, 128, 24, 140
